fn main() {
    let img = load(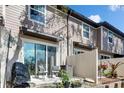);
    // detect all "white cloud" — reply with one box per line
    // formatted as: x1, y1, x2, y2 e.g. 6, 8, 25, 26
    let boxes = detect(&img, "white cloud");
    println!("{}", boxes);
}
88, 15, 101, 23
109, 5, 124, 11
